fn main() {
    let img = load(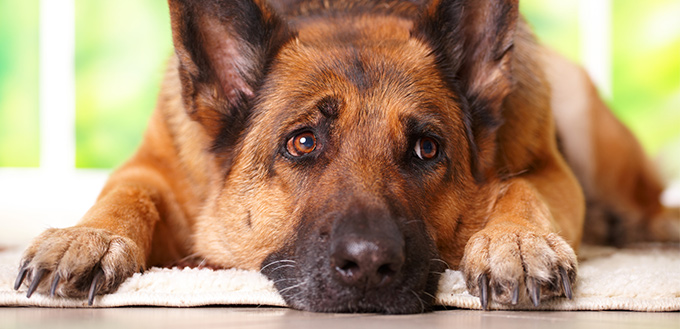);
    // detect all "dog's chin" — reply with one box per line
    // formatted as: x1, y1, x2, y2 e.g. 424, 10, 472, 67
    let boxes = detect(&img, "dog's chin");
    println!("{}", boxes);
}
278, 274, 442, 314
